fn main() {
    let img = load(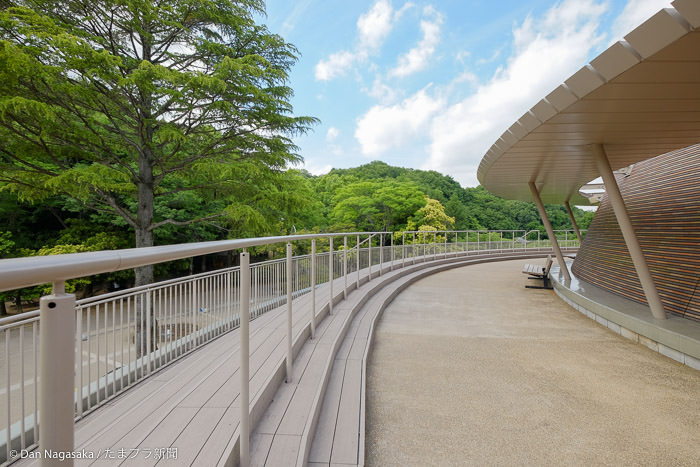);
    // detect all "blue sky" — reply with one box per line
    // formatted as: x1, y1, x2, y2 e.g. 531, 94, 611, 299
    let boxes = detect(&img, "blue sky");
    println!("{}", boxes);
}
261, 0, 672, 187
